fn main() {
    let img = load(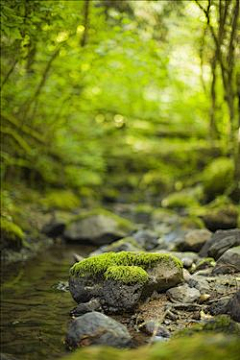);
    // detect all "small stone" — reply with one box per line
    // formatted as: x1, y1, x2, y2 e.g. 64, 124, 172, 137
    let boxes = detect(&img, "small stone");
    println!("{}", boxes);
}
176, 229, 212, 252
140, 320, 170, 337
166, 284, 200, 303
